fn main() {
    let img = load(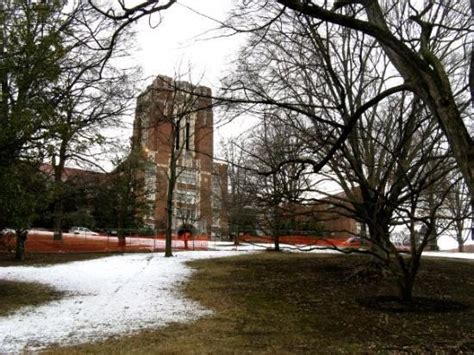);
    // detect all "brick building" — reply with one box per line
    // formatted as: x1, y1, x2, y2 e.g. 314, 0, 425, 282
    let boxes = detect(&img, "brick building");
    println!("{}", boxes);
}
132, 75, 228, 238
